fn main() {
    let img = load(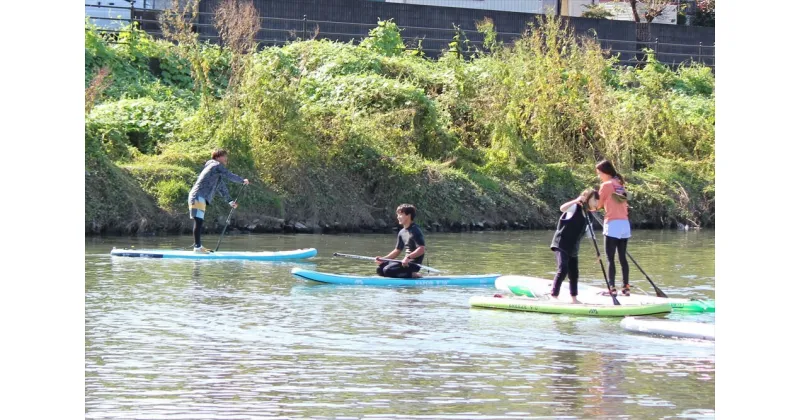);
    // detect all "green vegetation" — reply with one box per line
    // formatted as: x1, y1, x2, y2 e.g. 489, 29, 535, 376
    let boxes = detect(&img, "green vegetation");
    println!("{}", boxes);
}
84, 13, 714, 234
